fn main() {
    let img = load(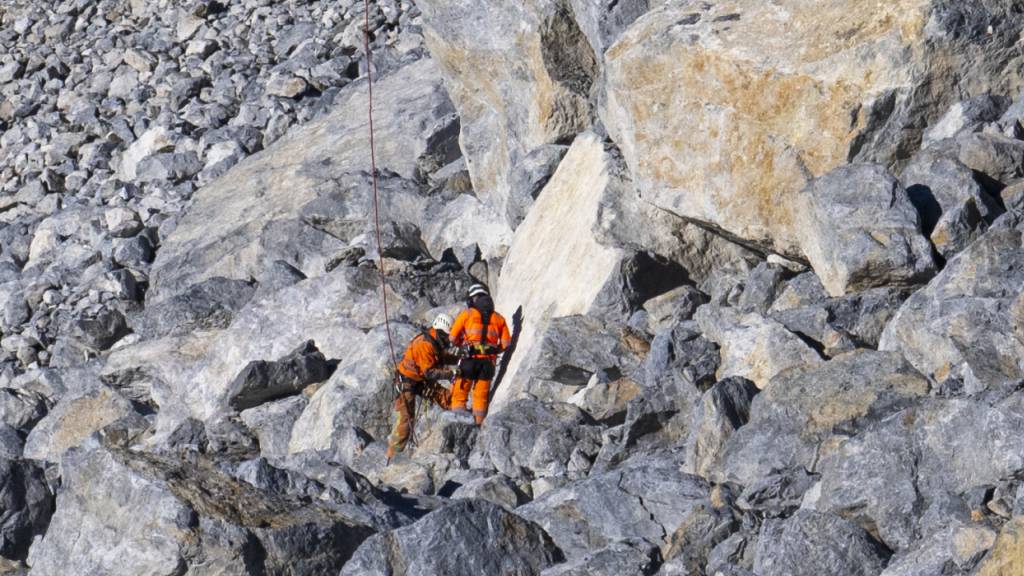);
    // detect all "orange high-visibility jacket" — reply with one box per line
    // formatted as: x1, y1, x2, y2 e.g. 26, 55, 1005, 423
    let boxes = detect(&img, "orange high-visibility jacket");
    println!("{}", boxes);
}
397, 328, 449, 382
450, 307, 511, 358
